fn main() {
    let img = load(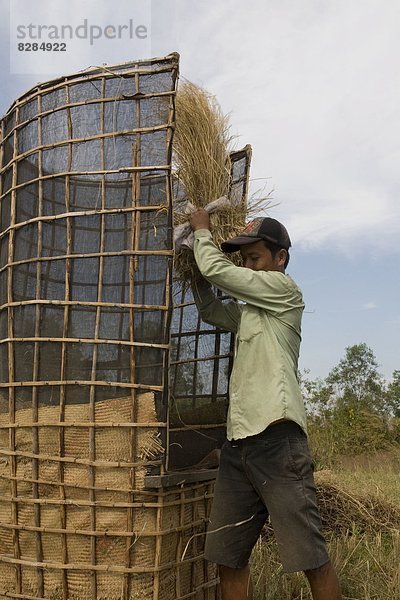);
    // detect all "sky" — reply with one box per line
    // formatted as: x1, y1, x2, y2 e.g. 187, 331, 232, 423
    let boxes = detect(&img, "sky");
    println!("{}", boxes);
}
1, 0, 399, 380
